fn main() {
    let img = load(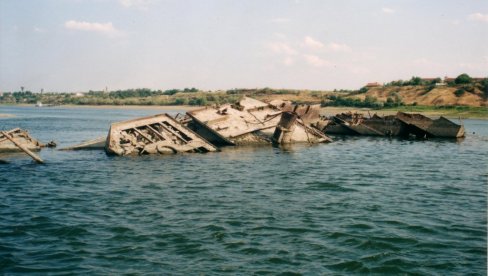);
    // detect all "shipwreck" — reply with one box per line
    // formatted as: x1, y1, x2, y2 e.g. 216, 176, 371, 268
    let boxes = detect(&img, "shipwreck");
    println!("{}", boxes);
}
185, 97, 332, 145
0, 128, 55, 163
318, 111, 465, 138
396, 112, 465, 138
105, 113, 218, 156
59, 97, 465, 160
